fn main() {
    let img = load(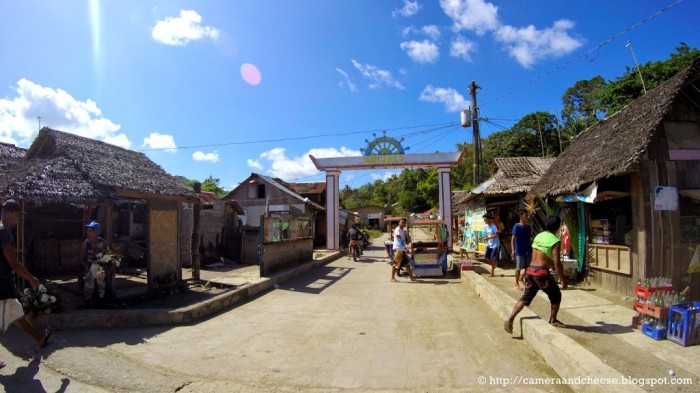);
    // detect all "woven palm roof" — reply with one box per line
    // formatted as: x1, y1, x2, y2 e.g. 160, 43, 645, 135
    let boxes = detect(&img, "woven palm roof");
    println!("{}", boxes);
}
0, 143, 26, 172
456, 157, 555, 205
1, 128, 193, 203
532, 60, 700, 196
0, 156, 115, 203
